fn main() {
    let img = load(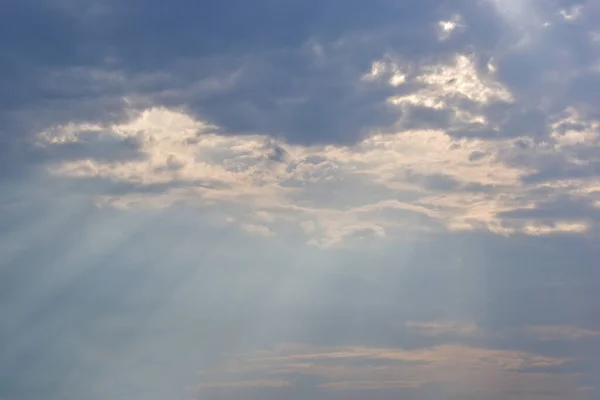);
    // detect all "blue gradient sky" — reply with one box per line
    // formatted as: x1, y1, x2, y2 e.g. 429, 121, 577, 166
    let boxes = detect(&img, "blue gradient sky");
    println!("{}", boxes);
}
2, 1, 600, 399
